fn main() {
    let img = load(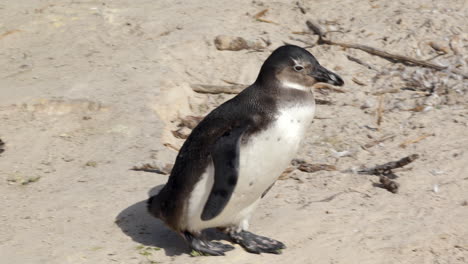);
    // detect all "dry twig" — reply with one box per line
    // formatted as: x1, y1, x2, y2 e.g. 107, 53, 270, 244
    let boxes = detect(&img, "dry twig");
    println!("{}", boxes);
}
399, 134, 433, 148
352, 77, 367, 86
0, 29, 22, 40
300, 189, 371, 208
314, 83, 347, 93
253, 9, 278, 24
358, 154, 419, 193
171, 129, 189, 139
163, 143, 180, 152
346, 55, 378, 71
376, 95, 385, 127
362, 134, 396, 149
292, 159, 336, 173
178, 115, 203, 129
280, 159, 337, 180
306, 20, 468, 79
191, 83, 346, 95
315, 99, 333, 105
295, 1, 307, 14
190, 84, 246, 94
131, 163, 173, 175
372, 88, 400, 96
358, 154, 419, 177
